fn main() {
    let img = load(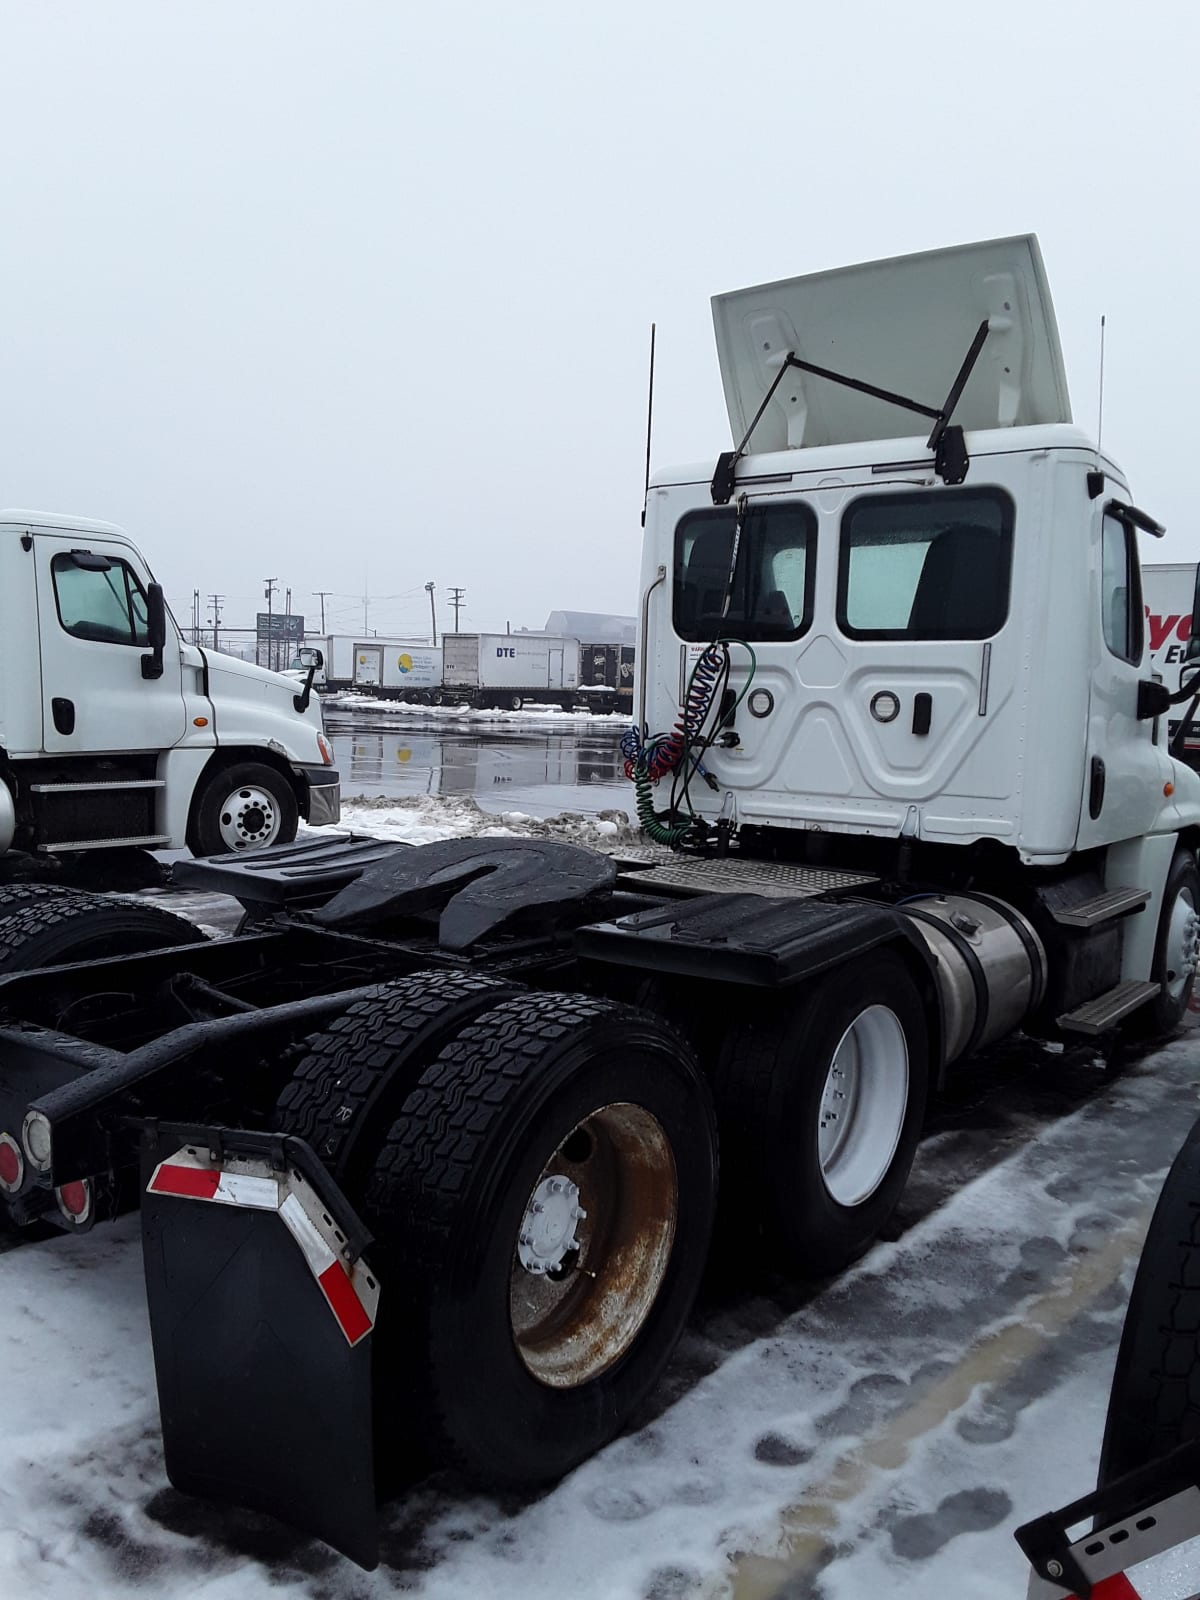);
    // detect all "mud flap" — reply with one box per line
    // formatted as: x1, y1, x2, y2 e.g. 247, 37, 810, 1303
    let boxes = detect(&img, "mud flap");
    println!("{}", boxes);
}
139, 1125, 381, 1569
1016, 1440, 1200, 1597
